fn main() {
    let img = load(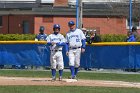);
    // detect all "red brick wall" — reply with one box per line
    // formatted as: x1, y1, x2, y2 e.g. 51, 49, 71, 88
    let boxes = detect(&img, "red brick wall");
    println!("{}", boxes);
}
2, 15, 137, 35
54, 0, 68, 6
0, 16, 9, 34
34, 16, 128, 35
9, 15, 34, 34
34, 16, 53, 34
34, 16, 76, 34
83, 17, 127, 35
0, 15, 34, 34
